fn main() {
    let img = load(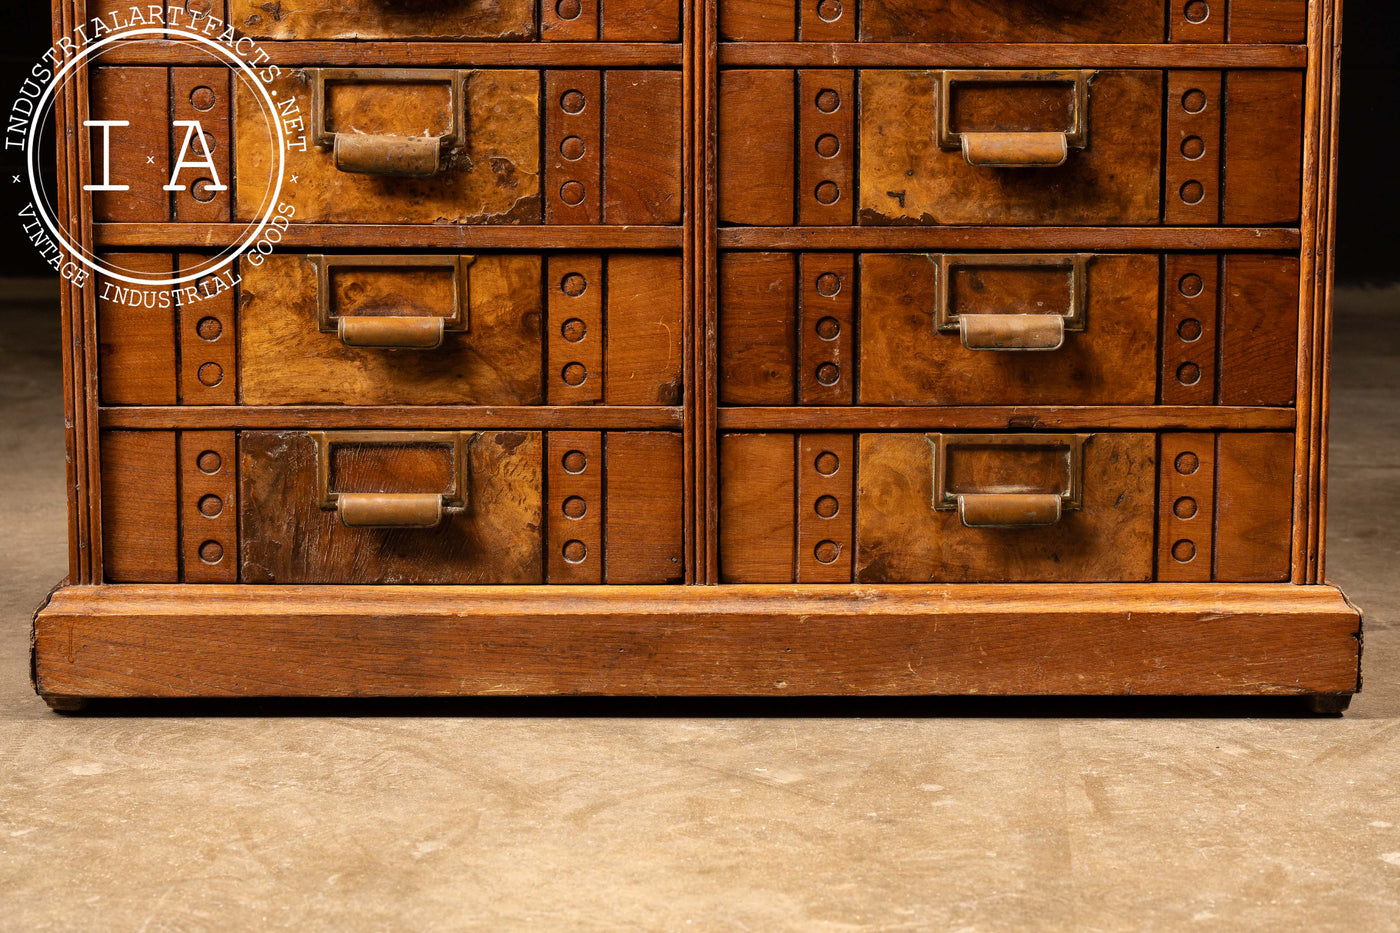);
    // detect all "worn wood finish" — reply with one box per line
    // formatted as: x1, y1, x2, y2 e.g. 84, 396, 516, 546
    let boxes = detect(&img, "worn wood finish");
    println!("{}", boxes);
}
230, 0, 537, 40
856, 432, 1157, 583
858, 69, 1163, 226
240, 254, 545, 406
1156, 433, 1216, 583
88, 68, 169, 223
1215, 431, 1294, 582
36, 0, 1358, 702
236, 69, 542, 225
32, 583, 1362, 698
858, 253, 1158, 406
240, 430, 545, 585
99, 431, 179, 583
96, 255, 176, 406
179, 431, 238, 584
177, 254, 237, 406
